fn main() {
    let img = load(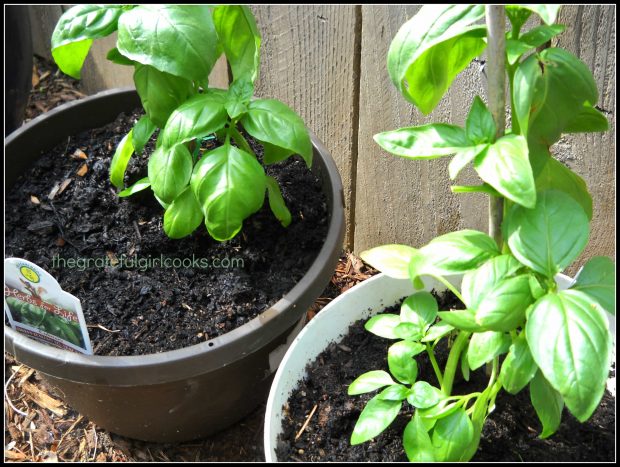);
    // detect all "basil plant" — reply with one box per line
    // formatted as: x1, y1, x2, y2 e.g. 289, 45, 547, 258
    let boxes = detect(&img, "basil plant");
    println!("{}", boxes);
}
51, 5, 311, 241
350, 5, 615, 462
